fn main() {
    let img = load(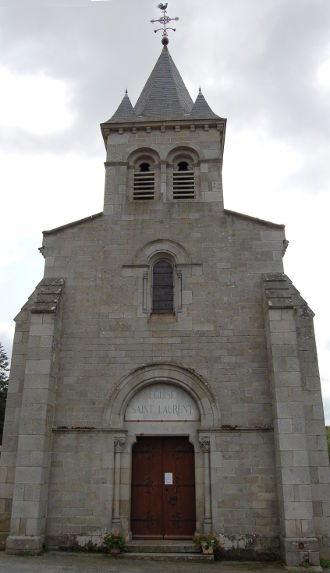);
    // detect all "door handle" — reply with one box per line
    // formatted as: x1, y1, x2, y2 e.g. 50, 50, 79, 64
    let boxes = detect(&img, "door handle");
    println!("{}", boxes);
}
169, 495, 177, 505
